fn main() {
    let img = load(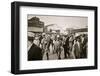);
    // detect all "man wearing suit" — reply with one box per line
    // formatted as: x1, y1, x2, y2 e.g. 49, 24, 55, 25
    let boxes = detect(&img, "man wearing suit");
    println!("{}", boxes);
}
28, 43, 42, 61
63, 36, 70, 58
